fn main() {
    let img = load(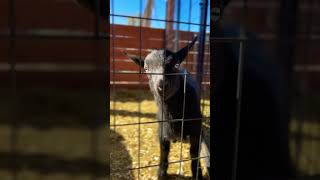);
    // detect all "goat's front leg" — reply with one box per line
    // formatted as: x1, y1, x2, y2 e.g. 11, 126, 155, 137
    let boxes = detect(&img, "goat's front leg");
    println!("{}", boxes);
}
190, 136, 203, 180
158, 135, 170, 180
